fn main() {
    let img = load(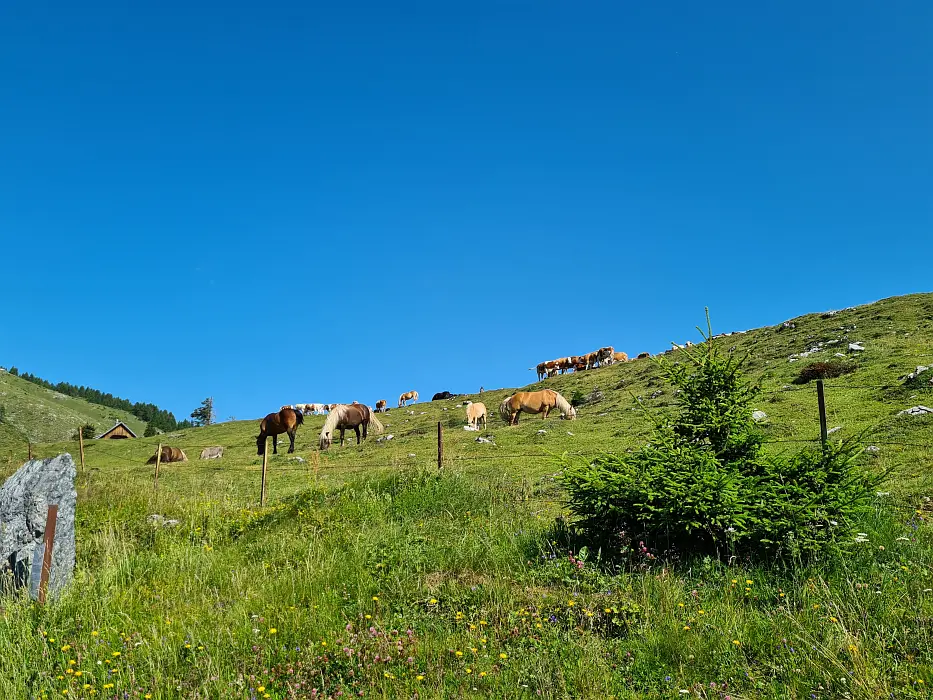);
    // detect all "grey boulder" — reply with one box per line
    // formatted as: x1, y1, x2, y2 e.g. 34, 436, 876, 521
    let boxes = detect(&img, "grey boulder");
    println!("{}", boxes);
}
0, 454, 77, 599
